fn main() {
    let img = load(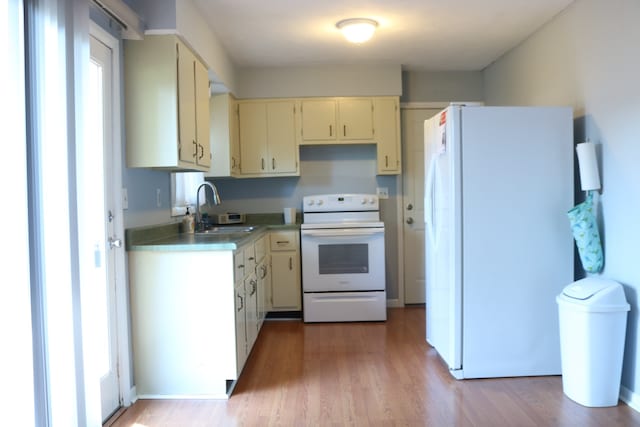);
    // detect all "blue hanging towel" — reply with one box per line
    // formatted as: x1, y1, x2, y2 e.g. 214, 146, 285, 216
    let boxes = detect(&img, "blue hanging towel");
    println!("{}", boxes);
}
567, 191, 604, 273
